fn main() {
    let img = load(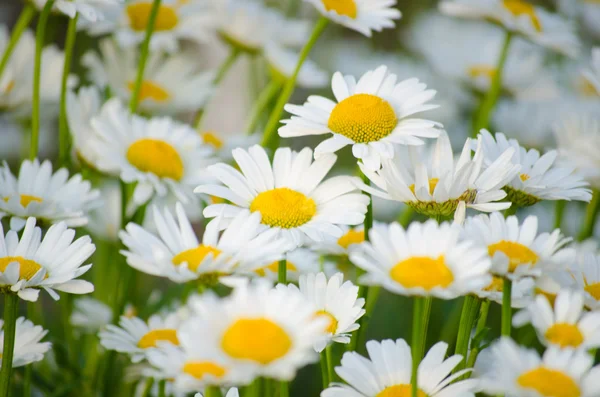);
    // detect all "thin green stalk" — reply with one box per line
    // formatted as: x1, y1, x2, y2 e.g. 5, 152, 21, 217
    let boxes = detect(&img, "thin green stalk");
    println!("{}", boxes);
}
129, 0, 162, 113
420, 297, 432, 360
453, 296, 480, 374
503, 205, 518, 217
554, 200, 566, 229
471, 32, 513, 137
320, 350, 329, 389
326, 344, 334, 386
261, 17, 328, 148
31, 0, 55, 161
246, 80, 281, 135
411, 297, 427, 397
398, 206, 414, 228
58, 14, 78, 168
501, 279, 512, 337
140, 378, 154, 397
357, 286, 381, 350
0, 4, 35, 79
204, 386, 223, 397
579, 190, 600, 241
278, 259, 287, 284
244, 379, 261, 397
279, 381, 289, 397
465, 299, 490, 375
61, 294, 76, 366
157, 379, 166, 397
23, 365, 31, 397
0, 293, 19, 397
